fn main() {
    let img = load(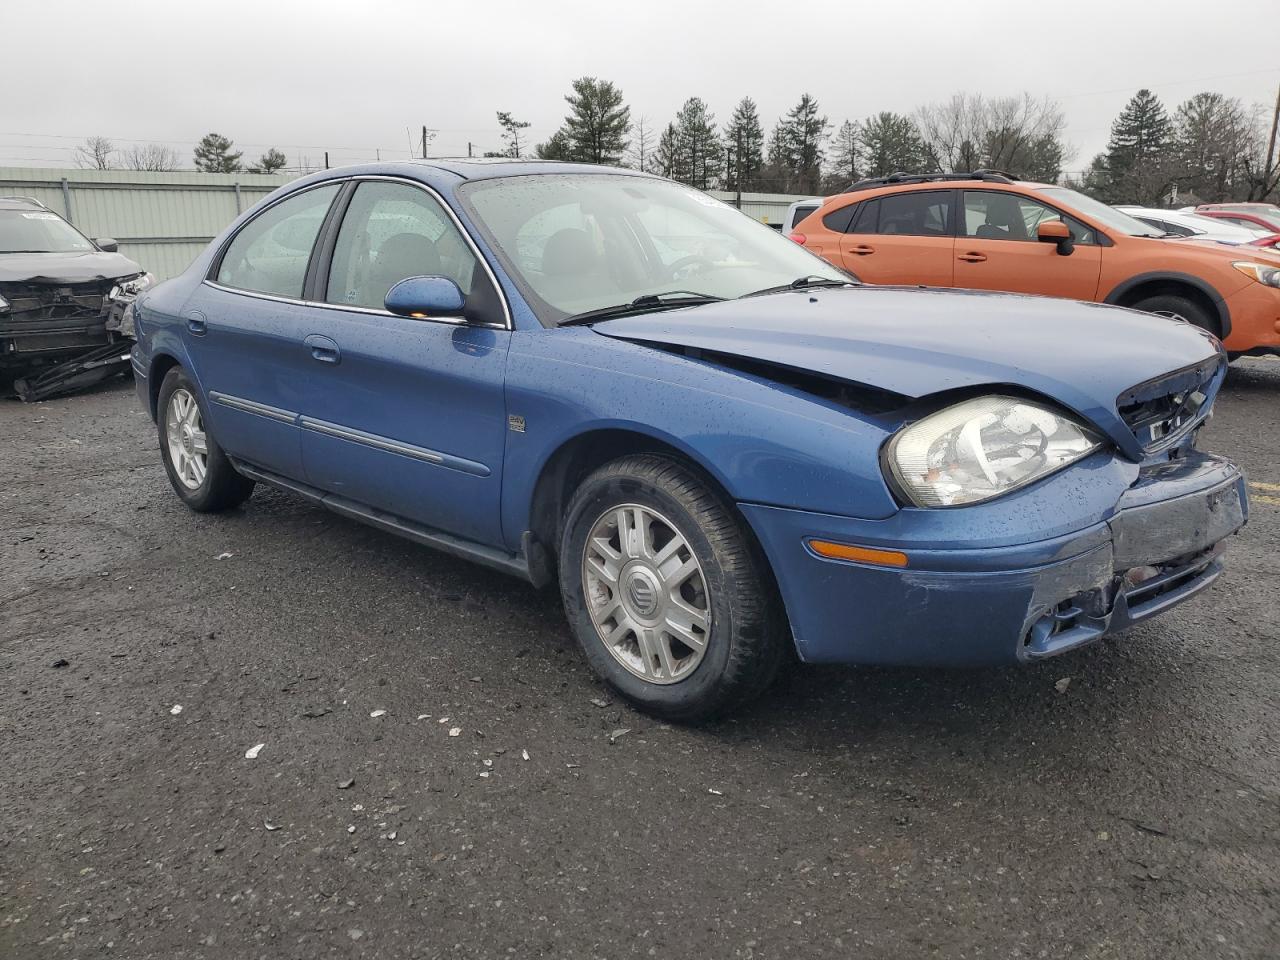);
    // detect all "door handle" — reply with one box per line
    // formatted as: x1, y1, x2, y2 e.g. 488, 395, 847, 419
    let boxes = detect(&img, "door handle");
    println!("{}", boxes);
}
849, 244, 876, 255
186, 313, 207, 336
957, 252, 987, 263
303, 334, 341, 364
